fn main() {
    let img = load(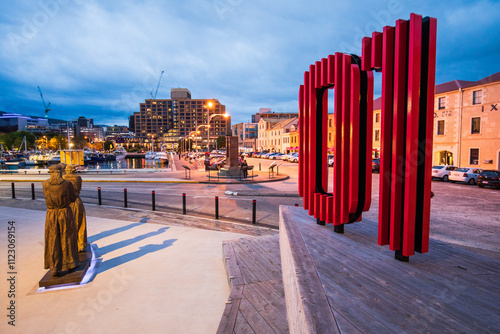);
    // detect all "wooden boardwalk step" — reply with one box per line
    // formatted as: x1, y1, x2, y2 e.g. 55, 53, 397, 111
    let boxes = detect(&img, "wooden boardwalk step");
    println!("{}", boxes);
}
217, 235, 289, 334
